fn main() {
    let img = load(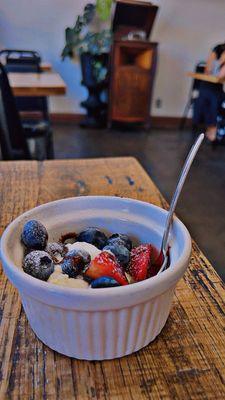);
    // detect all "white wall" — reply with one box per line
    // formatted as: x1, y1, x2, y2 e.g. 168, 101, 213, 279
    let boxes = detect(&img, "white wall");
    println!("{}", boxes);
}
152, 0, 225, 116
1, 0, 225, 117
